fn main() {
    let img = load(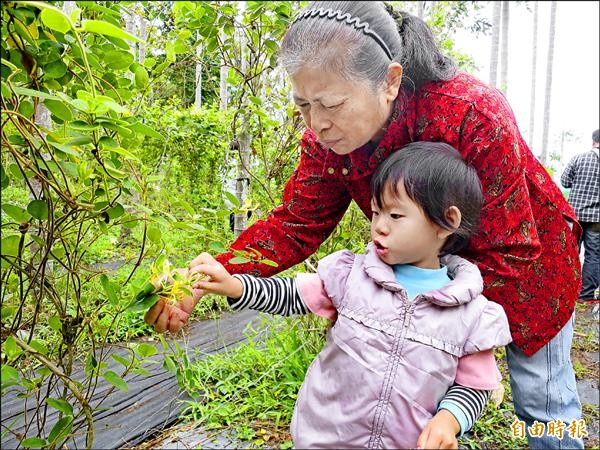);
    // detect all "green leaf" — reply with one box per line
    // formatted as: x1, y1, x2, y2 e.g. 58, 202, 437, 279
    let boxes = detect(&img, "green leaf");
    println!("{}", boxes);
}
47, 397, 73, 415
2, 204, 31, 223
147, 226, 161, 243
101, 121, 135, 139
133, 65, 149, 89
111, 354, 131, 368
65, 136, 93, 146
107, 147, 139, 161
229, 256, 250, 264
100, 274, 119, 306
127, 121, 164, 140
260, 259, 279, 267
48, 415, 73, 444
13, 86, 61, 101
47, 141, 80, 156
172, 222, 205, 232
3, 336, 22, 360
98, 136, 118, 148
249, 96, 262, 106
57, 160, 78, 178
132, 366, 151, 376
209, 241, 227, 253
135, 343, 157, 358
1, 364, 20, 383
1, 235, 22, 258
81, 20, 143, 43
106, 203, 125, 220
68, 120, 99, 131
37, 366, 52, 378
175, 198, 195, 216
20, 437, 48, 448
18, 100, 35, 118
44, 99, 72, 121
44, 60, 68, 79
104, 49, 134, 70
40, 9, 71, 34
125, 293, 159, 313
1, 164, 8, 189
27, 200, 49, 220
223, 191, 240, 208
102, 370, 128, 392
2, 81, 13, 99
136, 282, 156, 300
30, 339, 48, 355
163, 354, 177, 374
1, 306, 17, 321
104, 163, 128, 179
8, 164, 24, 180
48, 316, 62, 332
